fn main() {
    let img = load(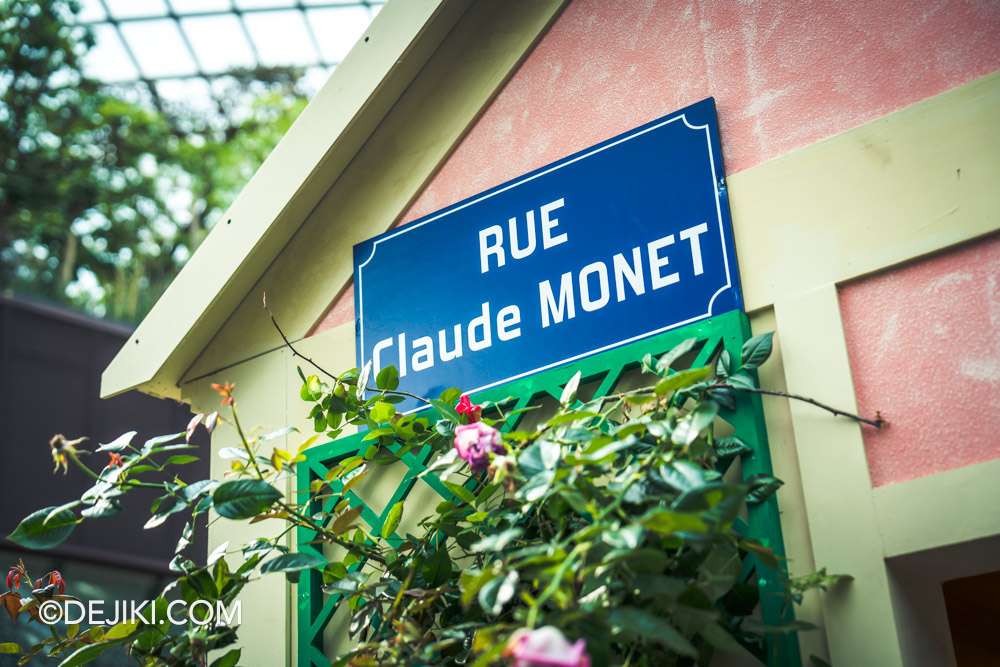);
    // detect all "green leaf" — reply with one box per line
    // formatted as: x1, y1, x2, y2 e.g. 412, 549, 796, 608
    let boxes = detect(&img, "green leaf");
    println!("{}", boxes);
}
260, 552, 327, 582
212, 480, 282, 520
57, 641, 115, 667
357, 361, 373, 395
631, 575, 686, 600
699, 622, 744, 652
422, 545, 451, 588
141, 432, 185, 453
715, 349, 731, 378
382, 501, 403, 538
96, 431, 137, 452
517, 470, 554, 503
478, 570, 517, 615
727, 371, 756, 390
697, 544, 742, 602
210, 649, 242, 667
639, 508, 707, 535
163, 455, 199, 466
442, 481, 476, 506
370, 401, 395, 423
745, 473, 784, 504
430, 399, 461, 424
9, 506, 80, 549
300, 375, 321, 401
471, 527, 522, 553
609, 606, 697, 657
375, 365, 399, 391
81, 498, 121, 519
657, 461, 706, 492
657, 337, 697, 373
740, 539, 784, 572
654, 366, 711, 395
741, 332, 773, 370
545, 411, 601, 427
539, 439, 561, 469
640, 353, 657, 375
560, 370, 582, 406
714, 436, 753, 459
330, 505, 364, 536
439, 387, 462, 405
0, 644, 20, 654
517, 441, 548, 477
671, 401, 718, 446
104, 620, 139, 640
